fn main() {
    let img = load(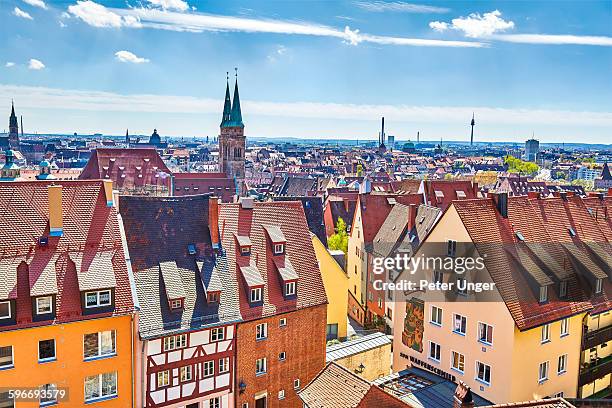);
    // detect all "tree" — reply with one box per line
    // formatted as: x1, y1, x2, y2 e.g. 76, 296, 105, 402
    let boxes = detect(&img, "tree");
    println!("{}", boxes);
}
504, 155, 539, 175
328, 217, 349, 254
